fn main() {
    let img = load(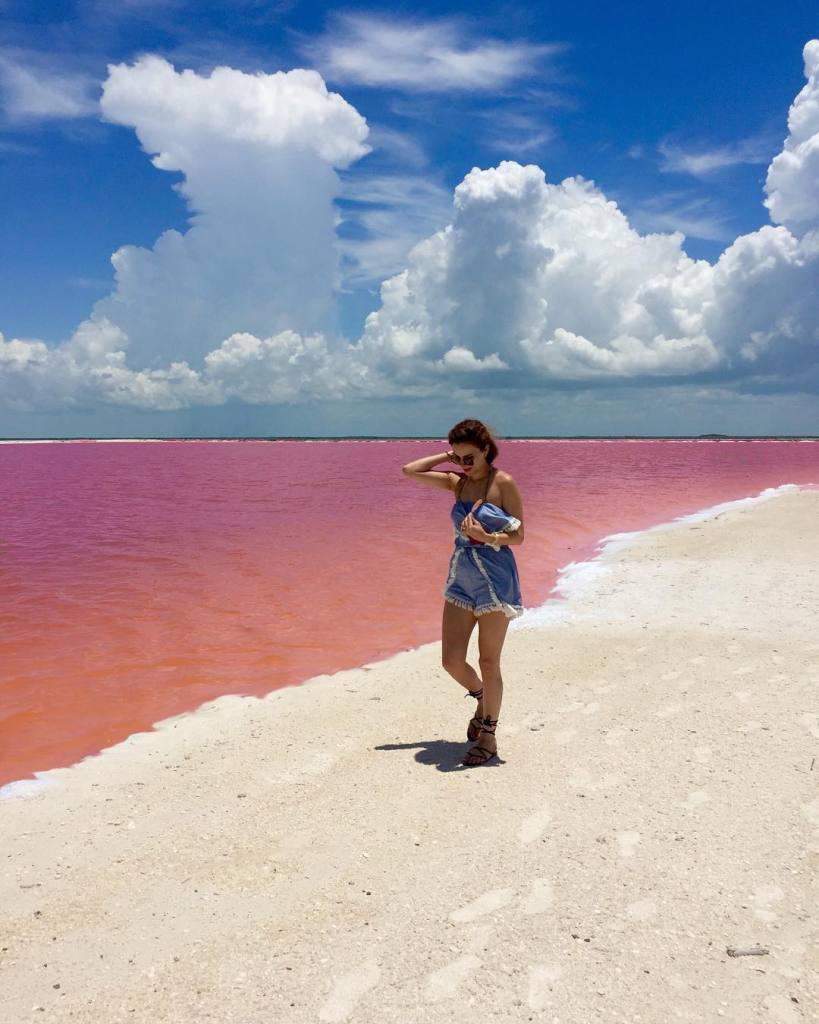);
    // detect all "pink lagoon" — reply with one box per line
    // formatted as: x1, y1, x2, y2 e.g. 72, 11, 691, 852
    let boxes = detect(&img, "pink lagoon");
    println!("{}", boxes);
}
1, 436, 817, 792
